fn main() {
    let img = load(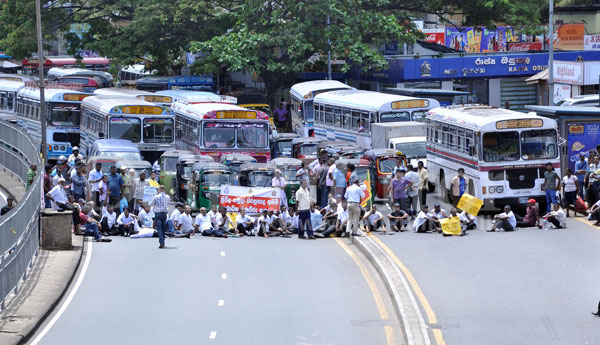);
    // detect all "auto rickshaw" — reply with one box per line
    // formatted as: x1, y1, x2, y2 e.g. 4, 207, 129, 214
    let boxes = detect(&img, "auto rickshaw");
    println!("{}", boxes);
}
238, 163, 275, 188
191, 162, 233, 210
317, 140, 347, 157
115, 160, 153, 179
159, 149, 192, 197
362, 149, 407, 199
220, 153, 257, 174
324, 144, 366, 159
271, 133, 299, 158
291, 137, 324, 166
338, 158, 376, 207
269, 157, 303, 206
174, 154, 214, 203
